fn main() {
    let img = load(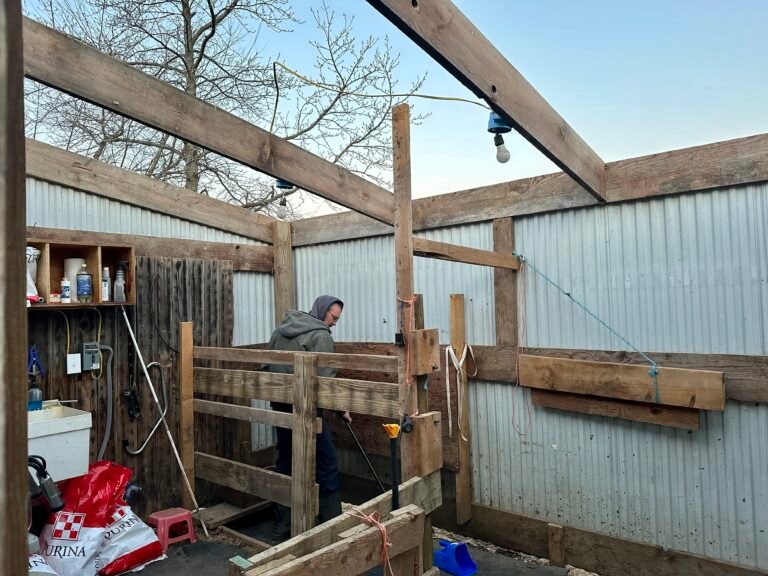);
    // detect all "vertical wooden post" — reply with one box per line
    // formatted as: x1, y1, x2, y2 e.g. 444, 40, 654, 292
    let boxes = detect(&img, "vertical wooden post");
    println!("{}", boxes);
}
179, 322, 196, 510
392, 102, 417, 468
548, 523, 565, 567
450, 294, 472, 525
0, 1, 28, 571
493, 217, 517, 347
273, 220, 295, 325
291, 353, 317, 536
